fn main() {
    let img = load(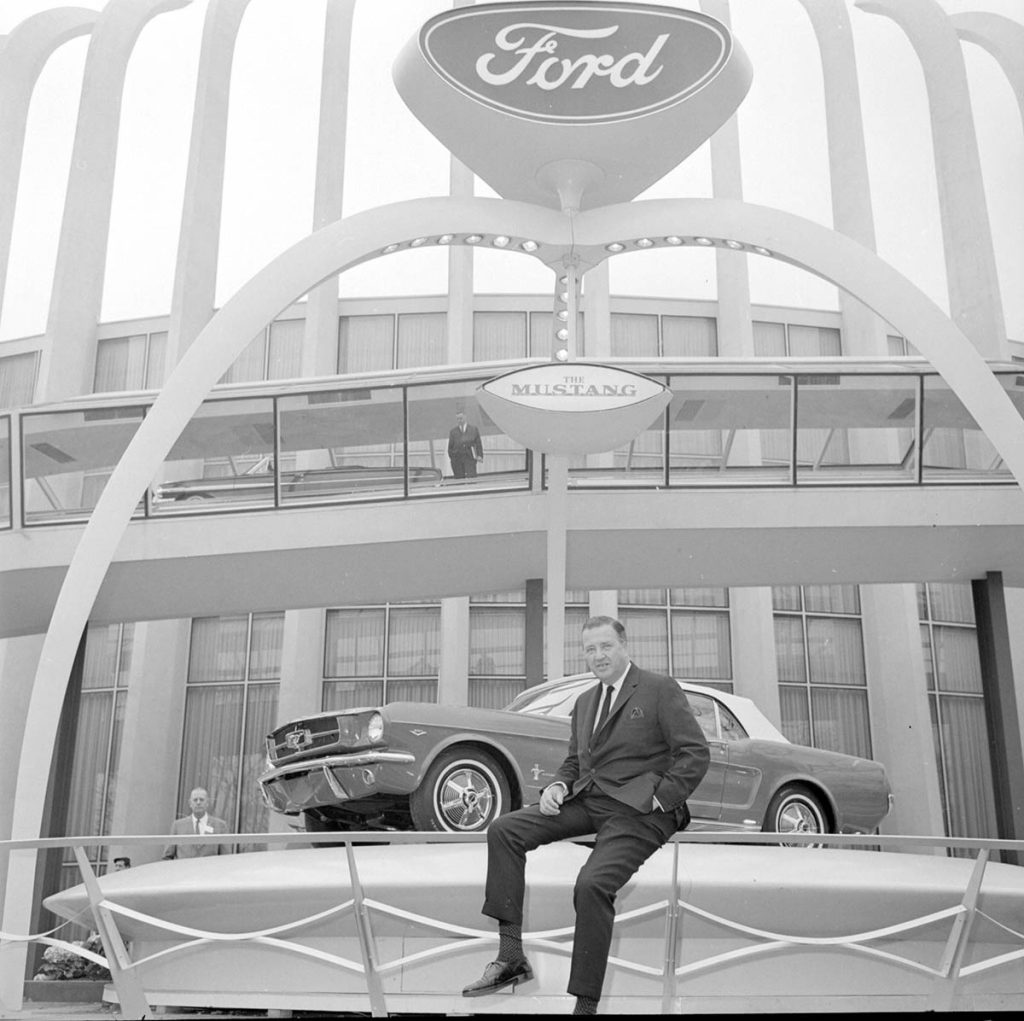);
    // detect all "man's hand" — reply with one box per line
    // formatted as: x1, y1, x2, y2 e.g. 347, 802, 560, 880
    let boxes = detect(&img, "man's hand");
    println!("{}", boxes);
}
539, 782, 567, 816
